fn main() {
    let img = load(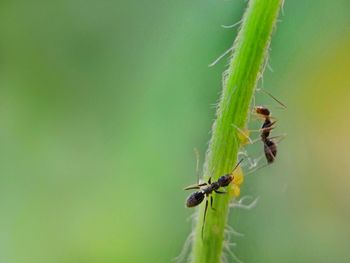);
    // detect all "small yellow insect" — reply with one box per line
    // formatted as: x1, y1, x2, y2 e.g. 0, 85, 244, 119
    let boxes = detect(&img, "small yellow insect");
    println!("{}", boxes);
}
229, 165, 244, 197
